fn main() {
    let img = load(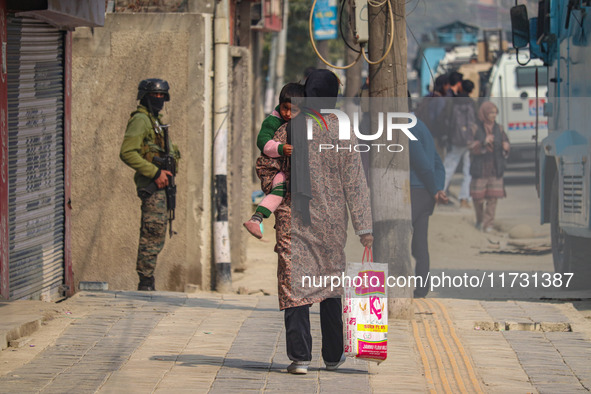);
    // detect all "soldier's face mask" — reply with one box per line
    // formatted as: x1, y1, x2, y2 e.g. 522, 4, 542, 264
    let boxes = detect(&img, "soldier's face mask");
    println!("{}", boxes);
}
142, 93, 166, 114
